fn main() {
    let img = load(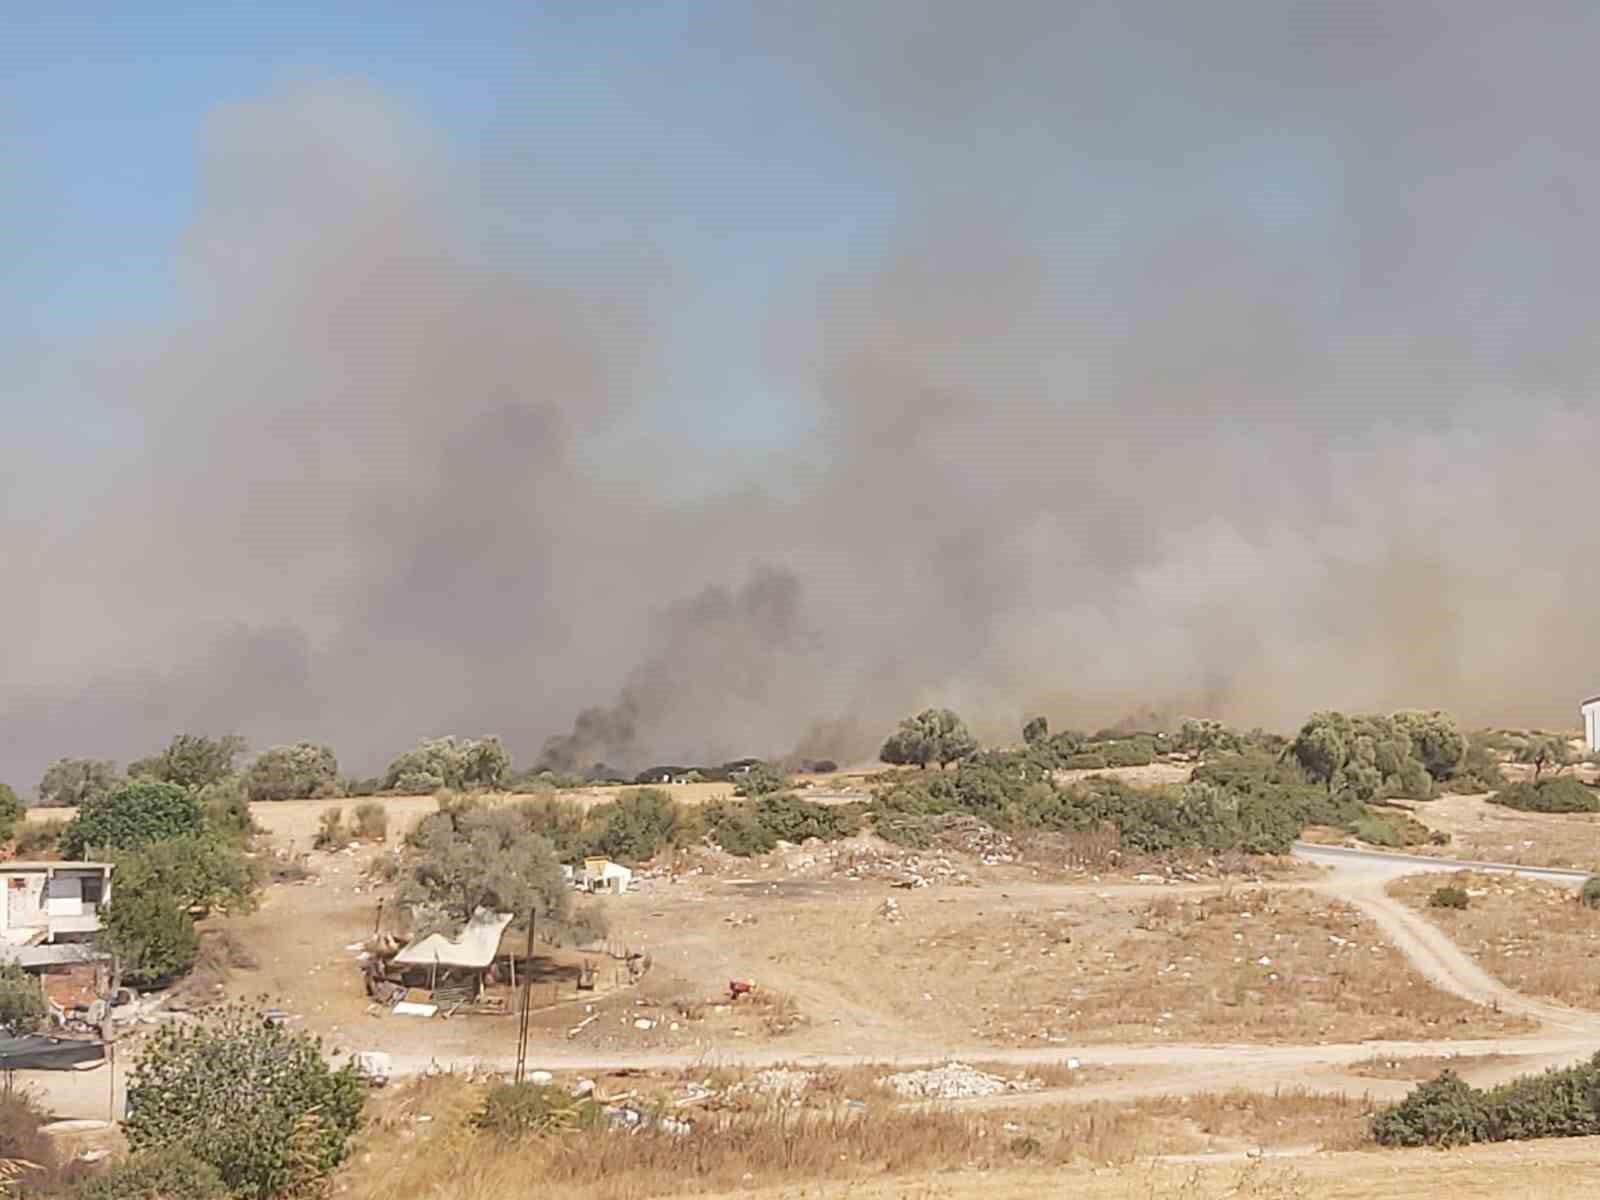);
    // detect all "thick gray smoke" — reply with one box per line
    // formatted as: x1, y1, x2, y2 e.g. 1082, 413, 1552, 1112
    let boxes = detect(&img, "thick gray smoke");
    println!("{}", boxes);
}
7, 6, 1600, 789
